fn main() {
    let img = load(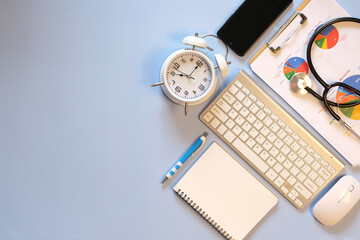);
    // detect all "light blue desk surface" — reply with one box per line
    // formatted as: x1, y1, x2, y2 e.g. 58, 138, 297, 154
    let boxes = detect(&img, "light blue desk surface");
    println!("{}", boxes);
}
0, 0, 359, 239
